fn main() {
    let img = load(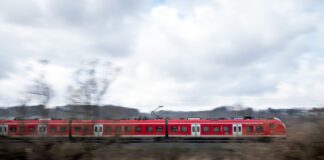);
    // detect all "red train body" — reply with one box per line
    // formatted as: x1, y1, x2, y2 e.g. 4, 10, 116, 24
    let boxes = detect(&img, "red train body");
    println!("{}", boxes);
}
0, 118, 287, 141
